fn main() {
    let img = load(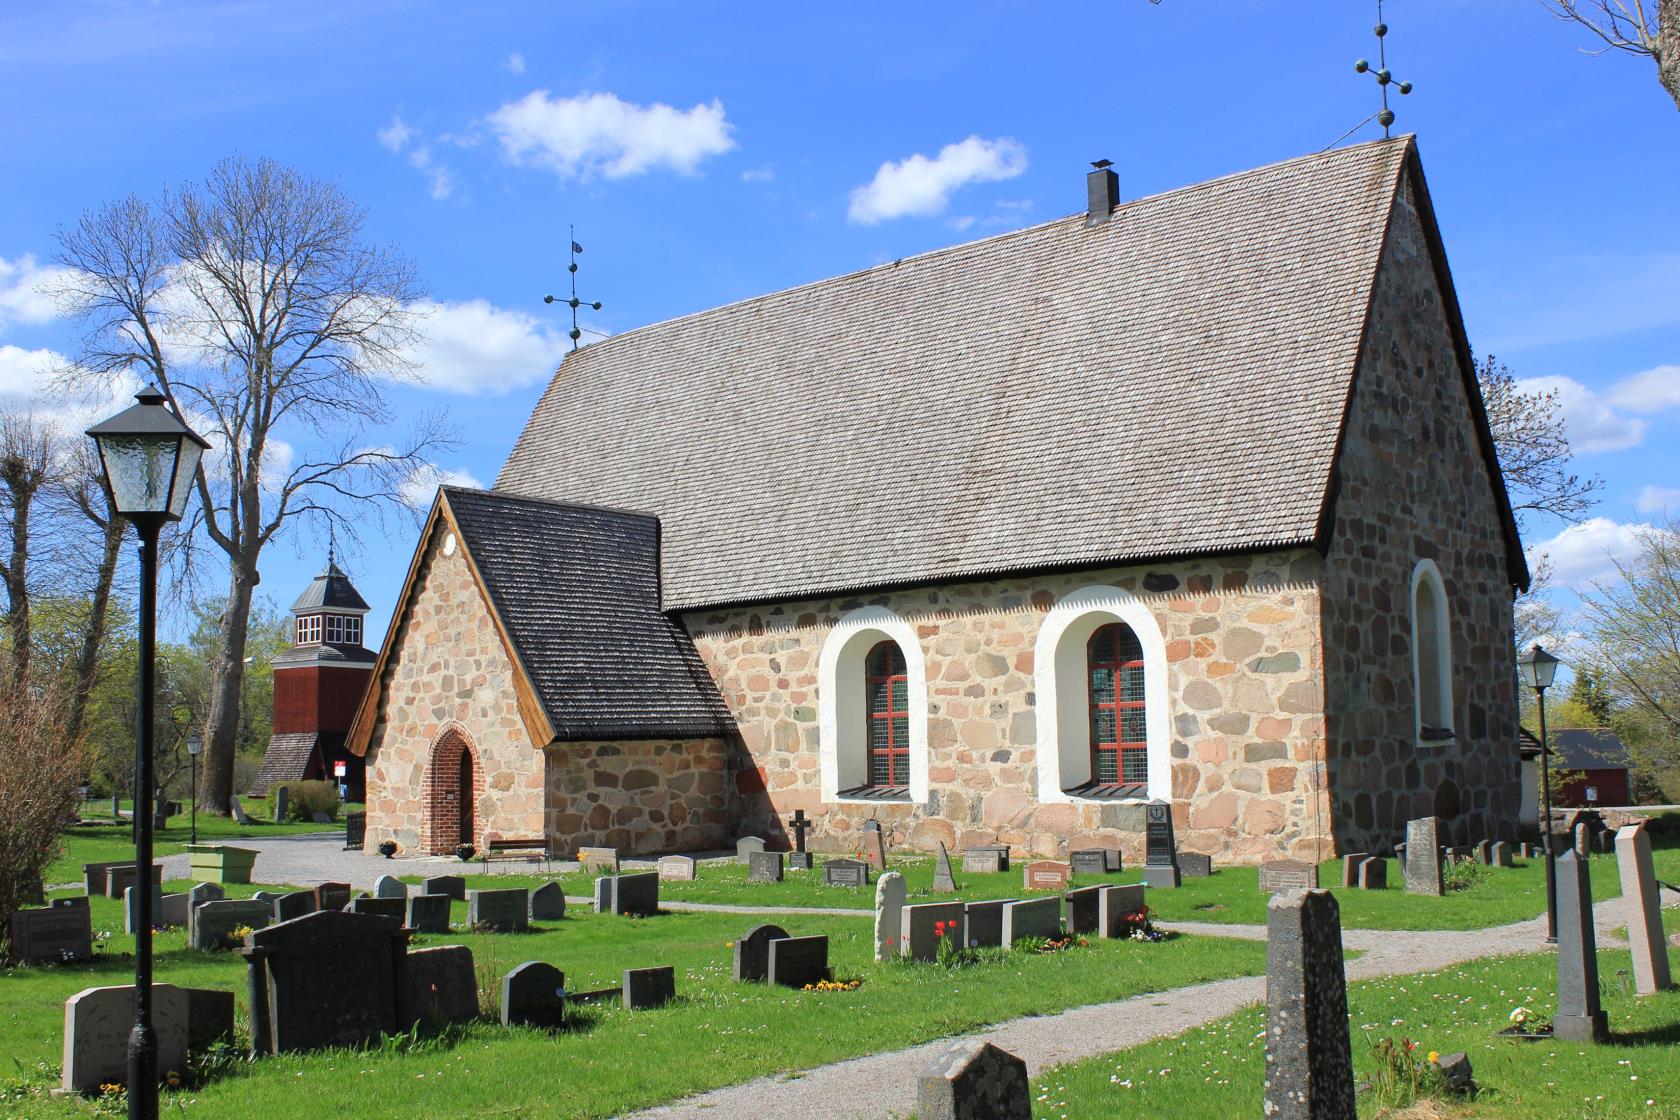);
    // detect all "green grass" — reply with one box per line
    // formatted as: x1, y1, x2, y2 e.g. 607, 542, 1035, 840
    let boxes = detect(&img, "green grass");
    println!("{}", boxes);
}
46, 811, 351, 887
1, 887, 1267, 1119
1030, 946, 1680, 1119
